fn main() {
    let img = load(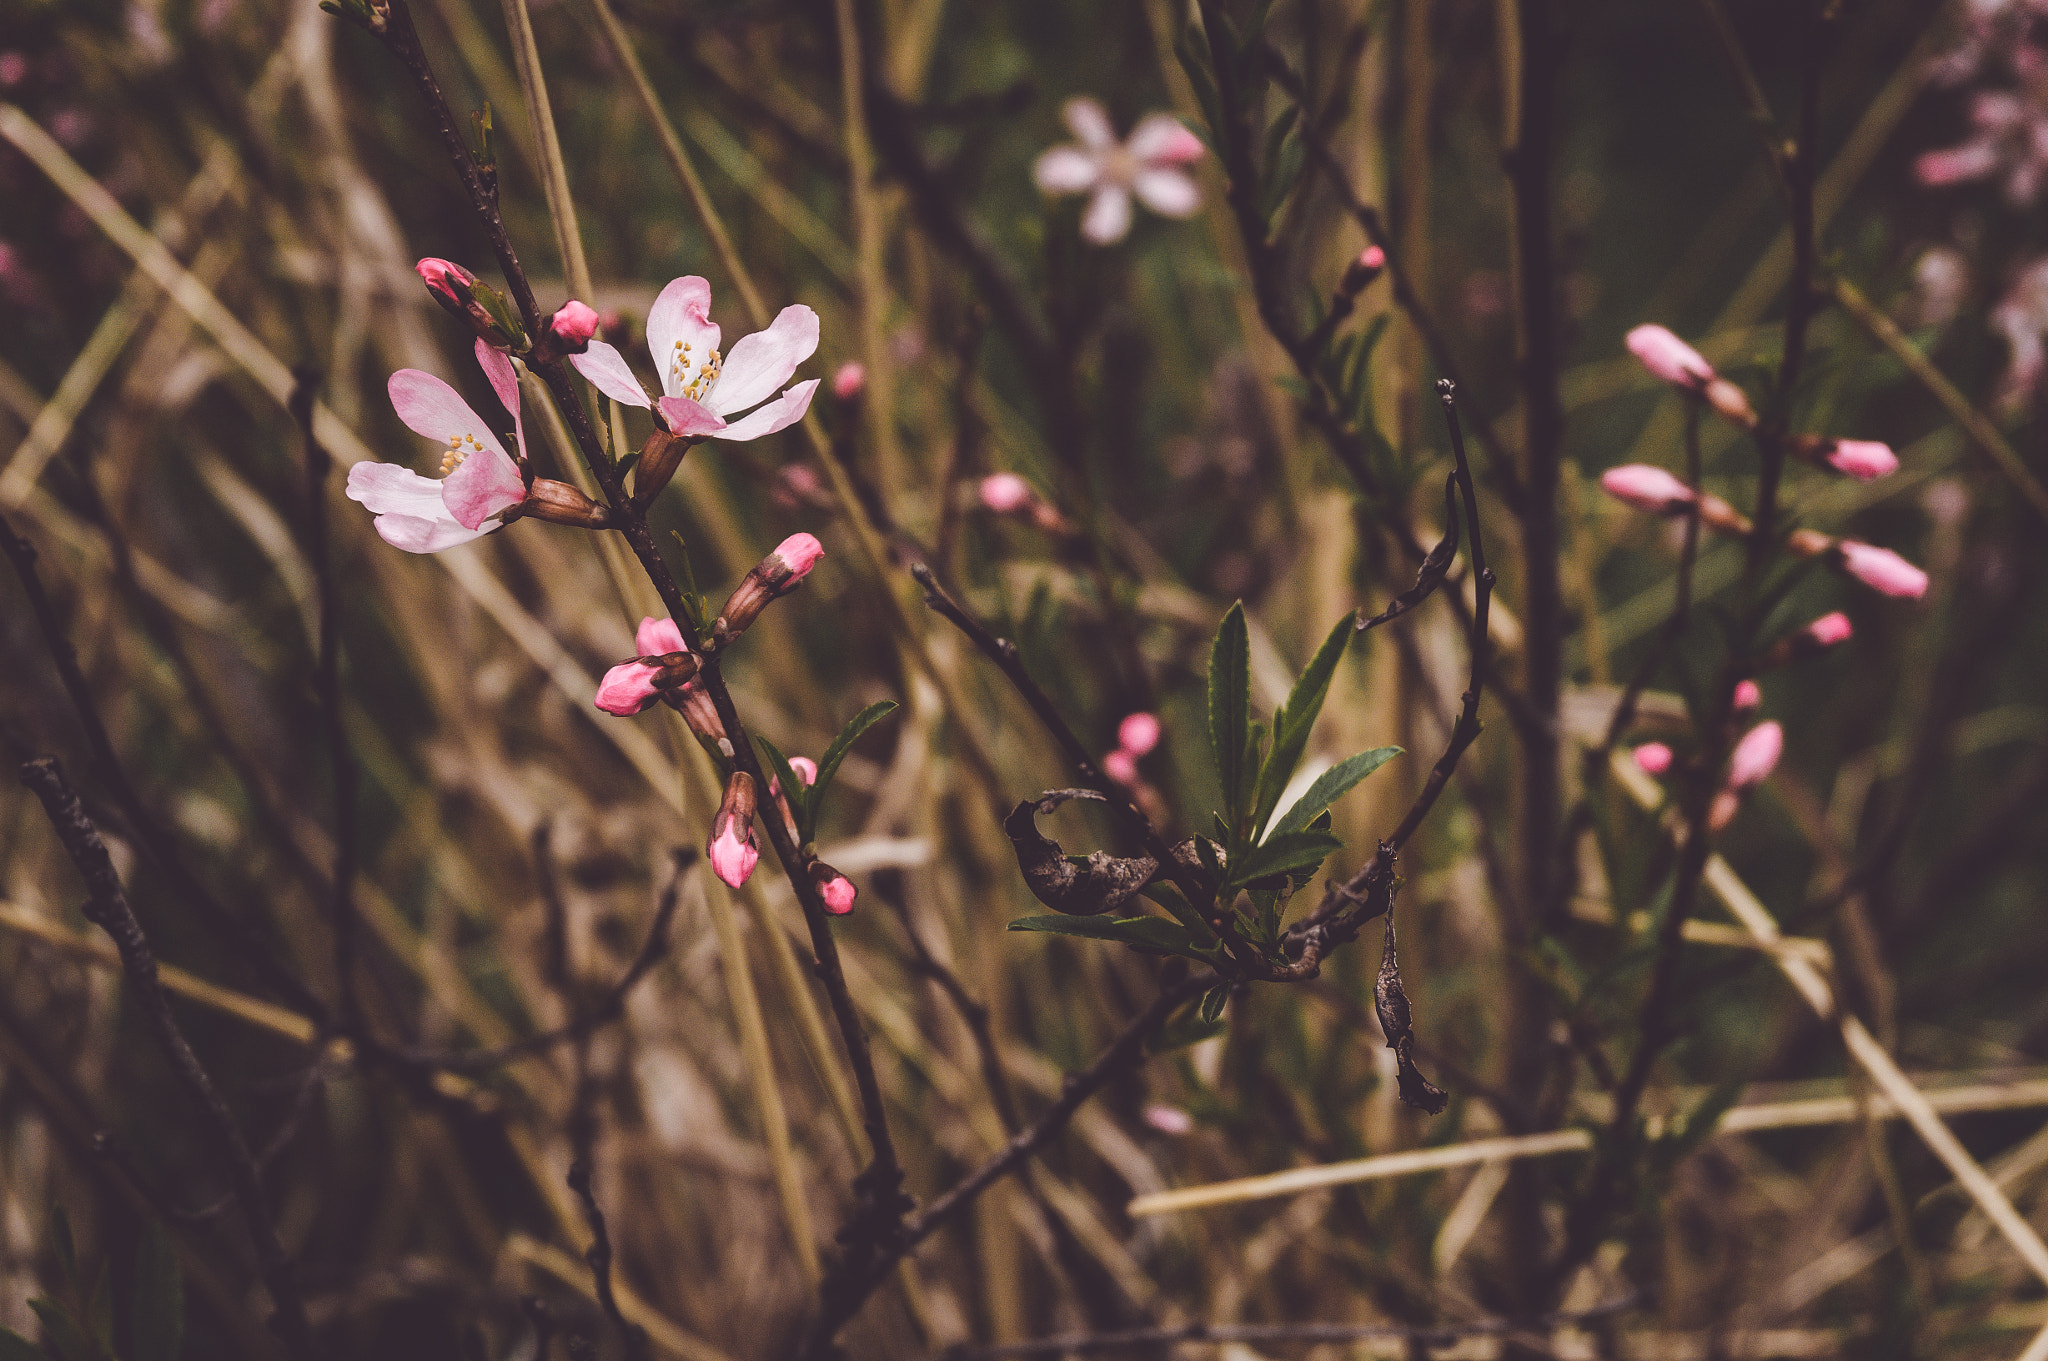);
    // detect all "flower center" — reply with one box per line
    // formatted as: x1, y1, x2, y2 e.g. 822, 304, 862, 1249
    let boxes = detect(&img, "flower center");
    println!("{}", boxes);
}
439, 433, 487, 476
668, 340, 724, 404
